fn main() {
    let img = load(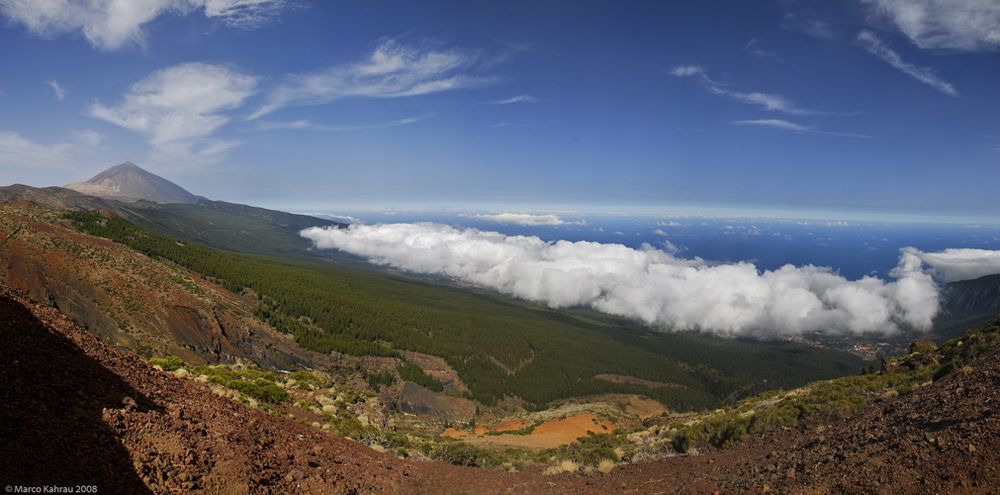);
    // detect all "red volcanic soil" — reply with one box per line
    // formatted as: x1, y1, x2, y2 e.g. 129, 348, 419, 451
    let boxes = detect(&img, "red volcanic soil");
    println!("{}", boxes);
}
1, 285, 997, 494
